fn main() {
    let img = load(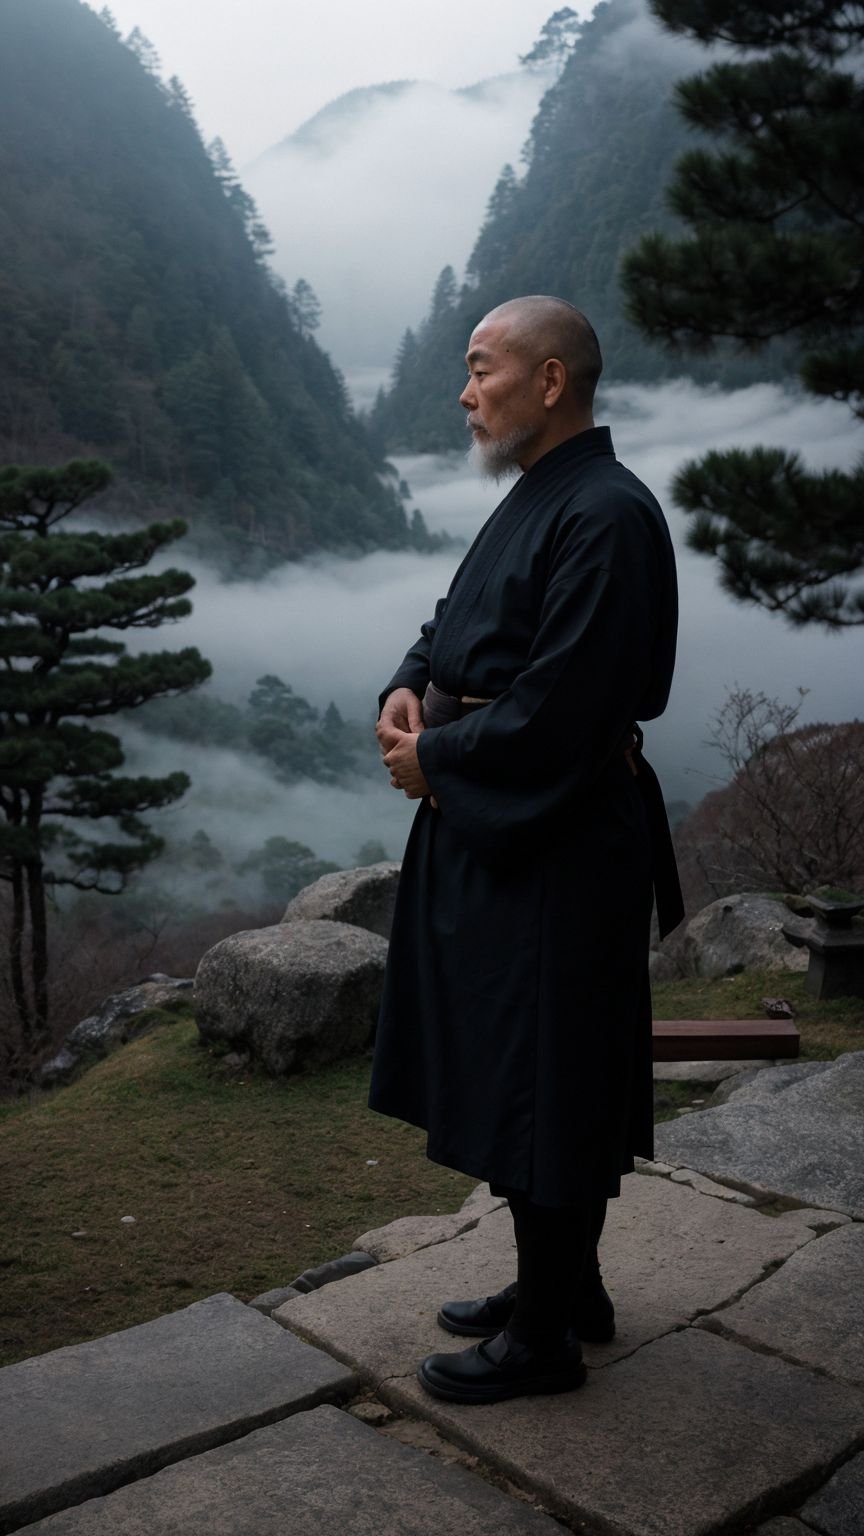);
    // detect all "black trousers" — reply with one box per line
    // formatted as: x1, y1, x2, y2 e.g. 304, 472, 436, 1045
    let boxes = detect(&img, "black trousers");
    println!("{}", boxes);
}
505, 1188, 608, 1345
